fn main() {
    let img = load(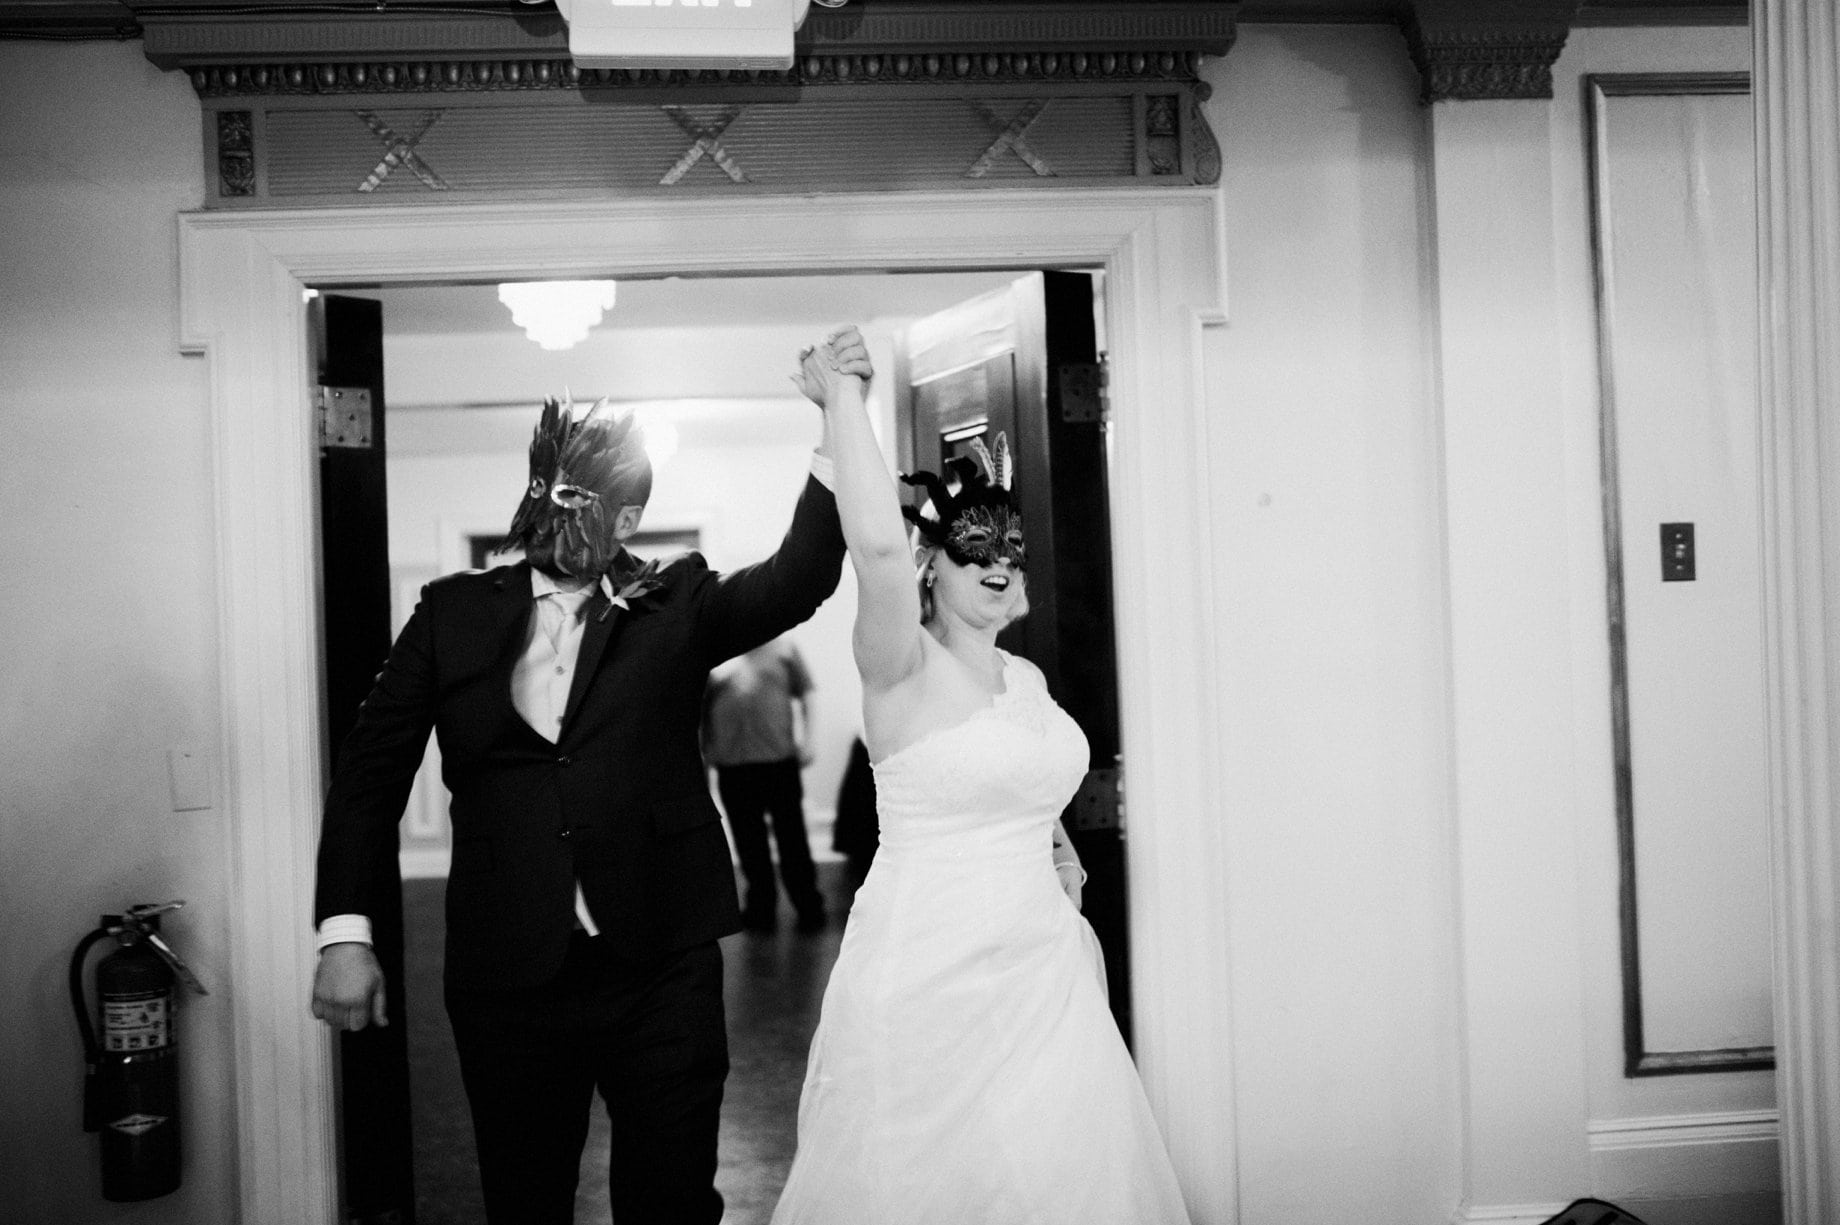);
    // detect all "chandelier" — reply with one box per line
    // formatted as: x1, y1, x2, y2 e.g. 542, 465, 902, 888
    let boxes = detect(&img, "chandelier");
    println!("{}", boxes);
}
497, 280, 618, 351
